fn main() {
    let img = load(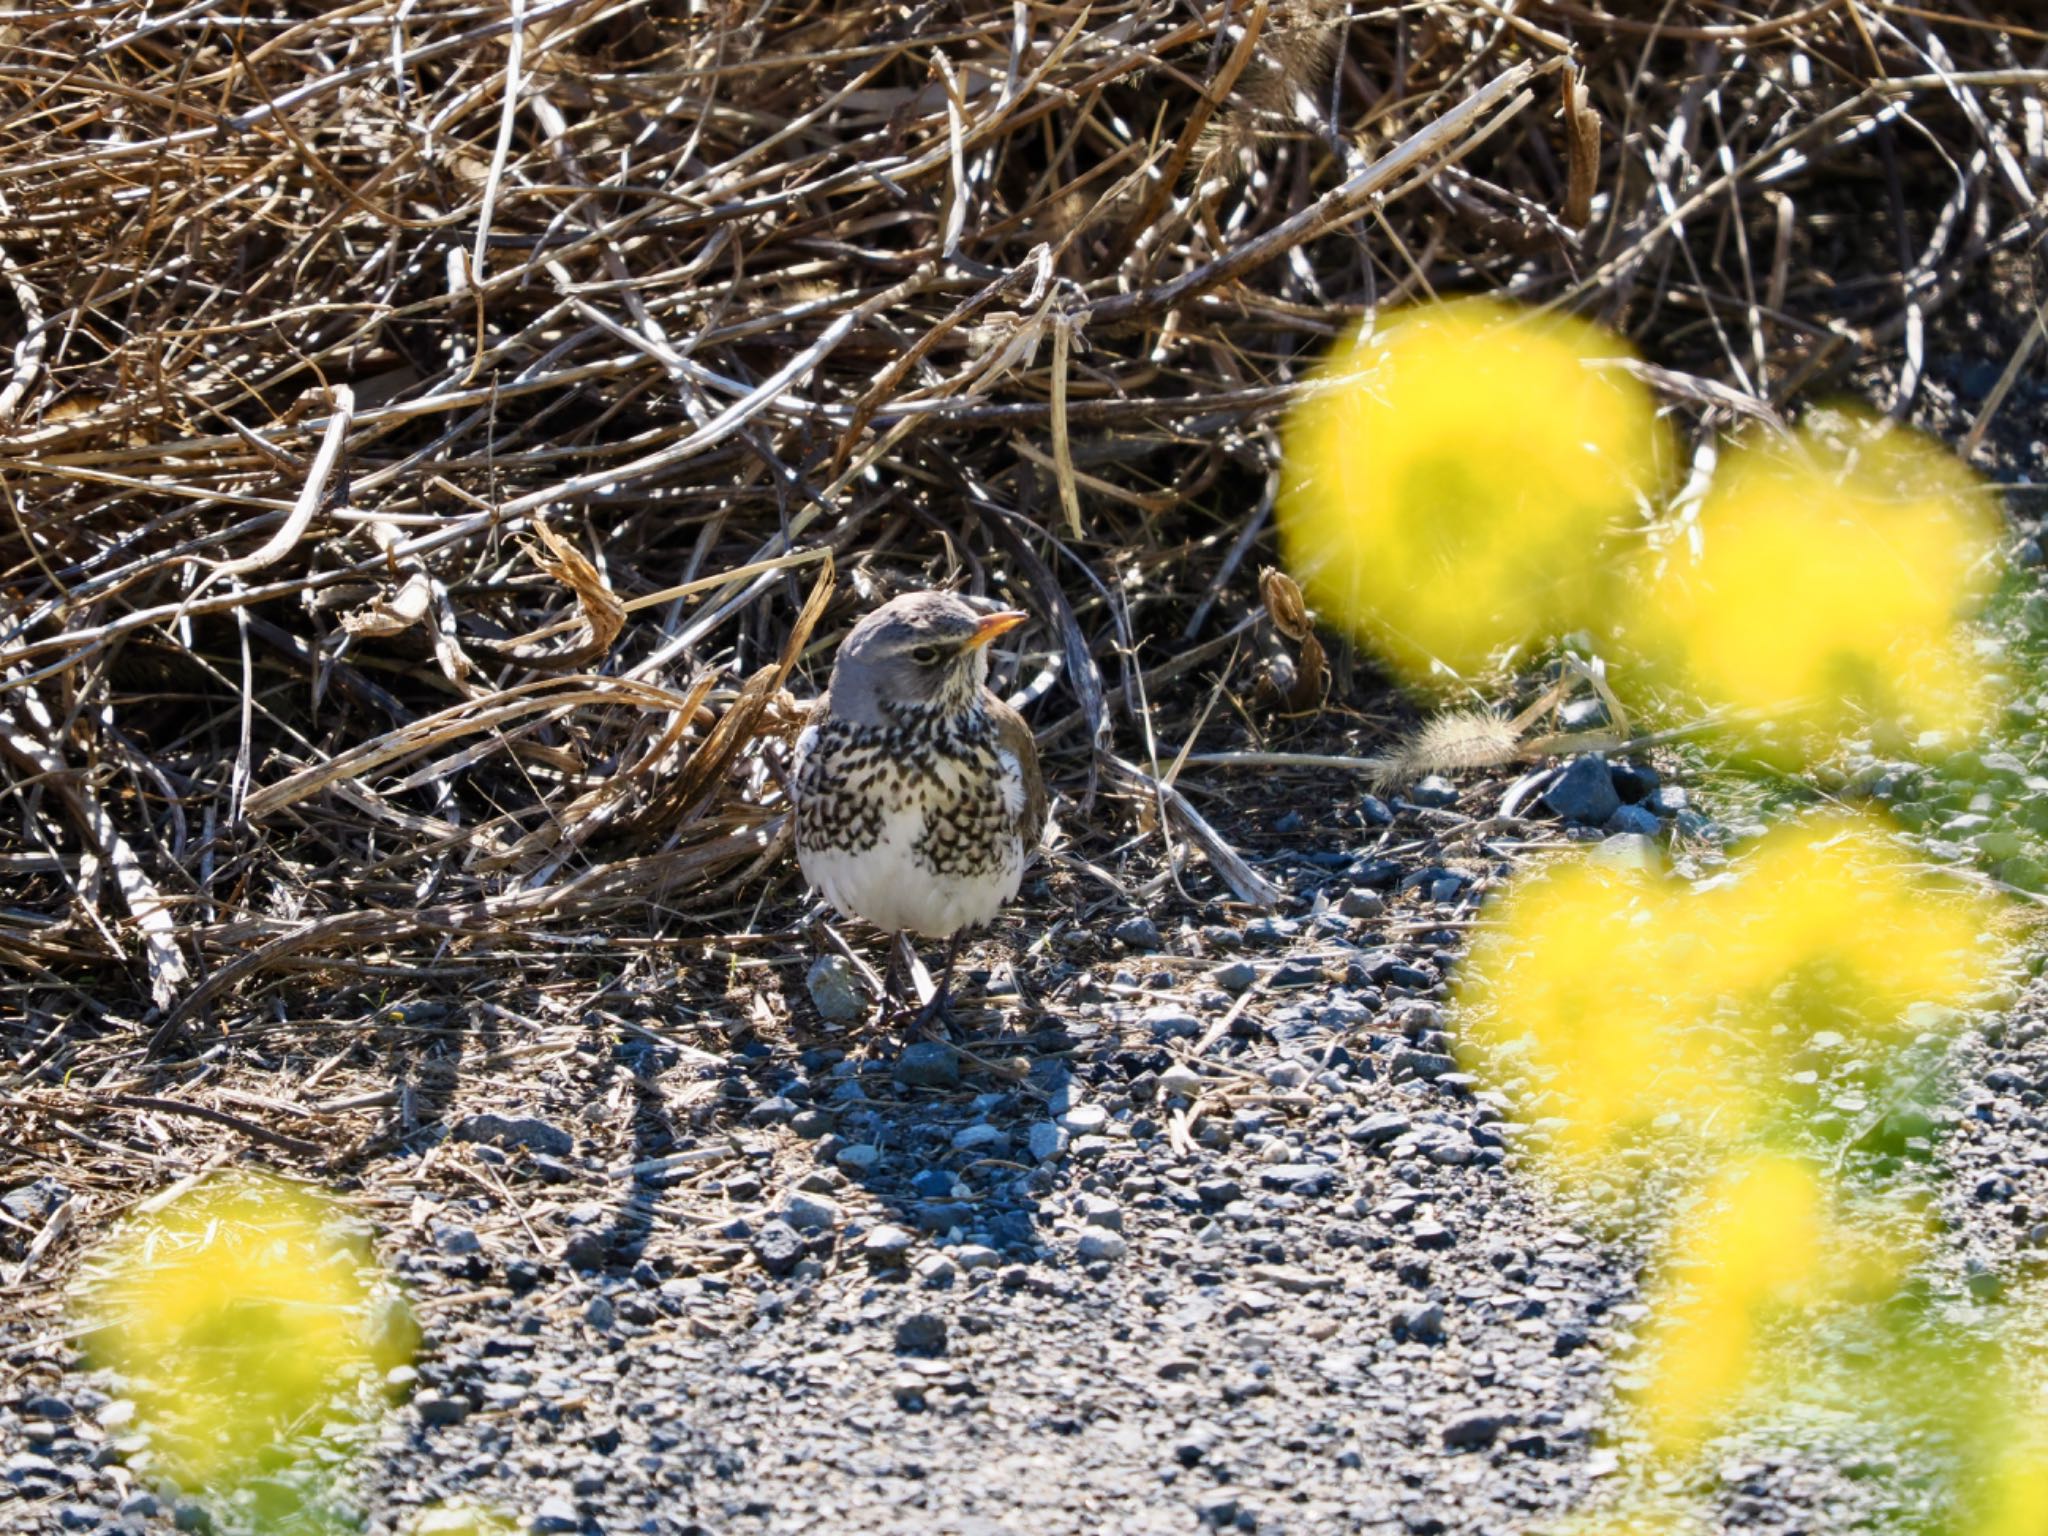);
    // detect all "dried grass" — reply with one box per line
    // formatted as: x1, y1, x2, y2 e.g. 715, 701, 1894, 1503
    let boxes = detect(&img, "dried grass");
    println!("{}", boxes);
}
0, 2, 2044, 1187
